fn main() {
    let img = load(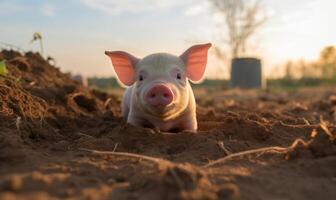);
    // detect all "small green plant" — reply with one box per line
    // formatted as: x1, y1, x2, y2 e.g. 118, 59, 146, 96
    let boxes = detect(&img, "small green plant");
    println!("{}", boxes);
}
31, 32, 44, 56
0, 60, 8, 75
